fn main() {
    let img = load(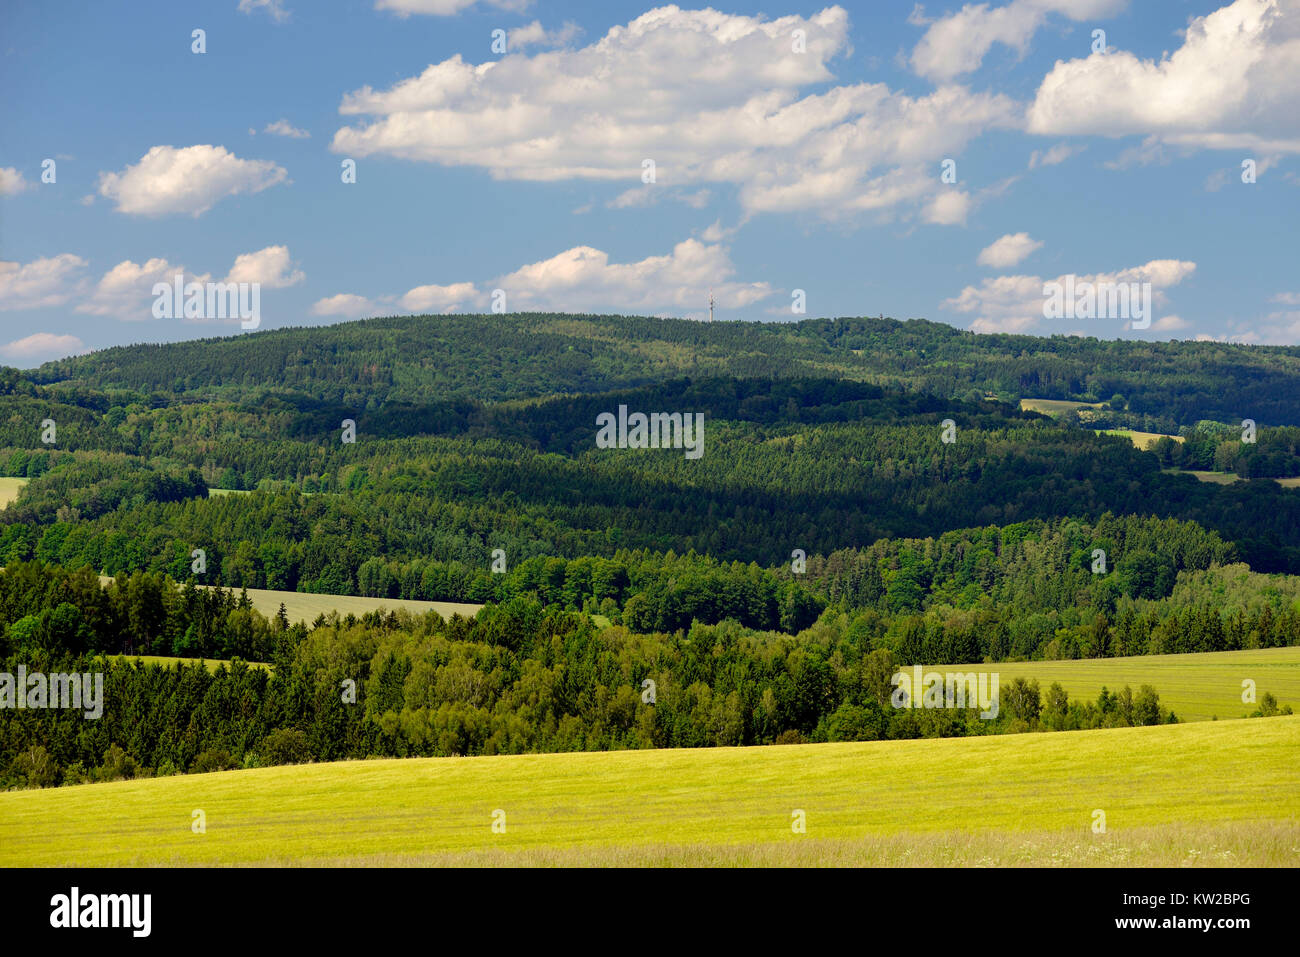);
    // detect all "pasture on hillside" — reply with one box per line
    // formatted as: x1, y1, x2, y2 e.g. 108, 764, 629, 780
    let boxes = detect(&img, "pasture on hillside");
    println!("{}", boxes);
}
0, 477, 28, 509
89, 574, 484, 626
927, 647, 1300, 722
2, 716, 1295, 867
